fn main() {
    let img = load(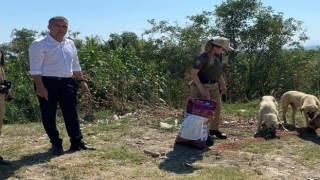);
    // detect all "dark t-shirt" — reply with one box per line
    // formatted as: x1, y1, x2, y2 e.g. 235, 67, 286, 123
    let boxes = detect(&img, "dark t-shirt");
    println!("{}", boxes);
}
192, 52, 223, 83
